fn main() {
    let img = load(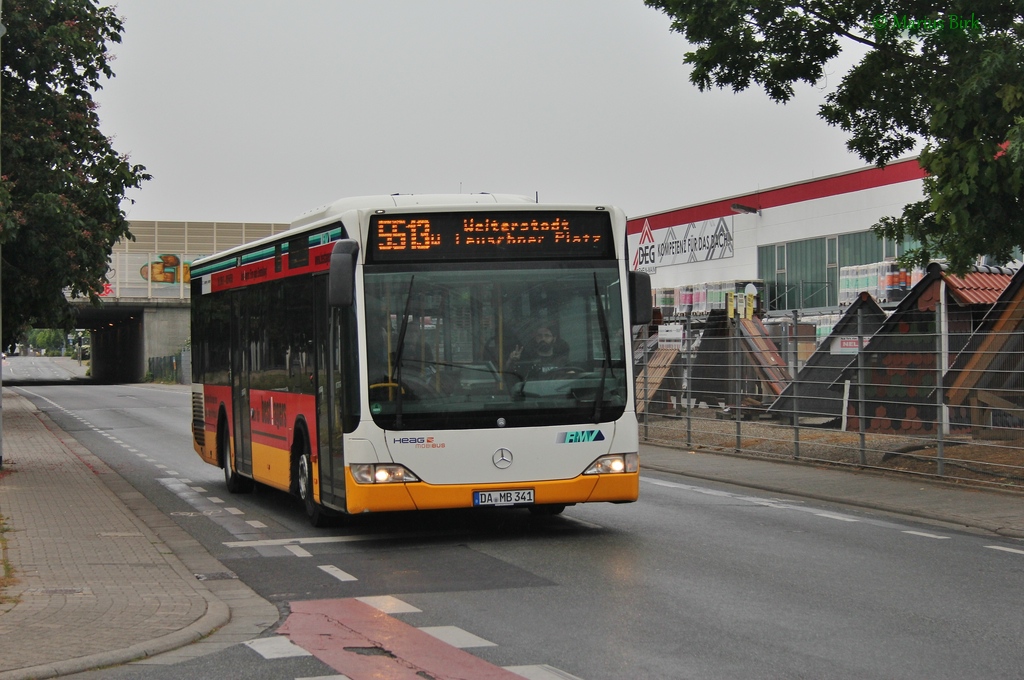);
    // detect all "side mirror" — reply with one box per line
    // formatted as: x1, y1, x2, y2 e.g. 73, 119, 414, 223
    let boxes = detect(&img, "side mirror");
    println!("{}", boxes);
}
328, 240, 359, 307
628, 271, 652, 326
